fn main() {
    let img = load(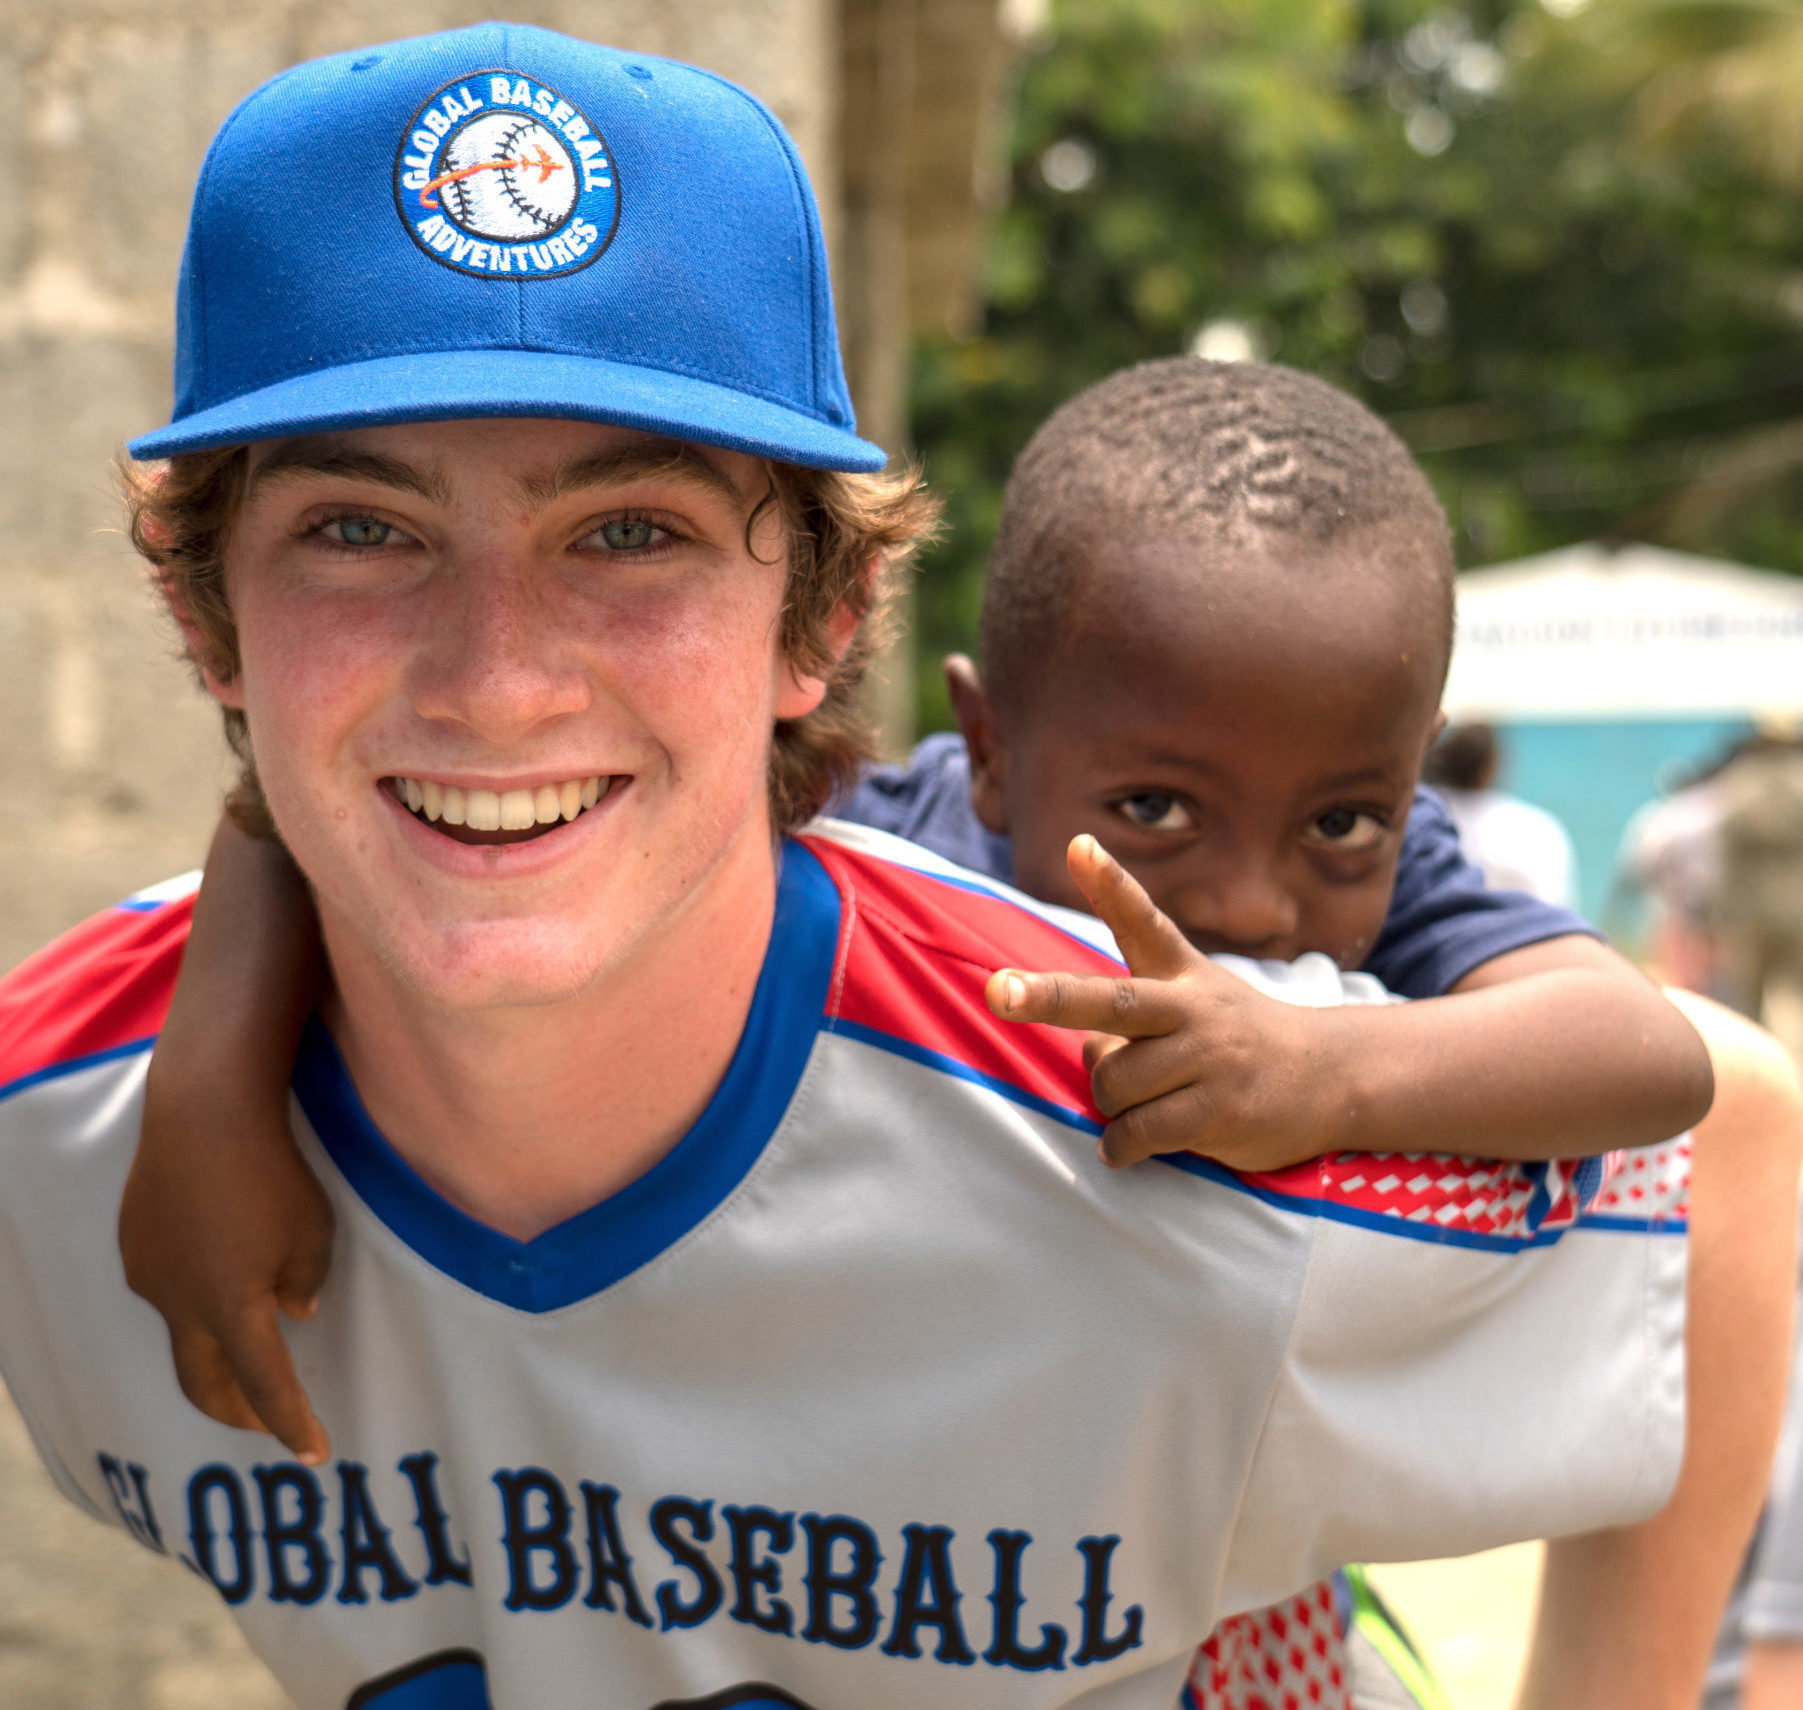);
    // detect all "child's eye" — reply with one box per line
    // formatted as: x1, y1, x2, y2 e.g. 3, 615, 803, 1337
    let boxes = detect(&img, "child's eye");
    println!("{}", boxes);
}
325, 516, 396, 548
1306, 807, 1386, 851
1115, 793, 1195, 833
586, 518, 668, 552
